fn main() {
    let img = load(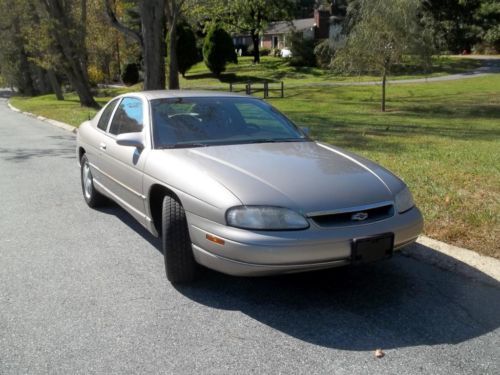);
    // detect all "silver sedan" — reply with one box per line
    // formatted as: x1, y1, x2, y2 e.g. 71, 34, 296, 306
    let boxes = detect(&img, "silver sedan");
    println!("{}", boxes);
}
76, 91, 423, 283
